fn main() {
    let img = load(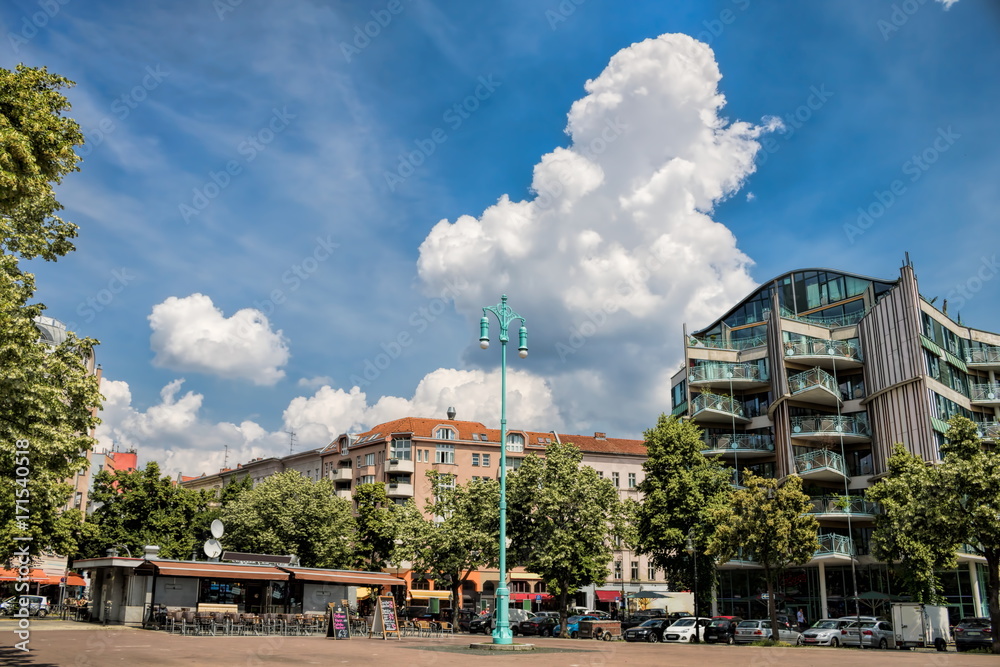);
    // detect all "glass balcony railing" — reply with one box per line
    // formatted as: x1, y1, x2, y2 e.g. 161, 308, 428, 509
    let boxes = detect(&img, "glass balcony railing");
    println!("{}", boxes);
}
794, 449, 849, 478
815, 534, 855, 558
809, 496, 880, 517
783, 337, 863, 363
688, 334, 767, 350
976, 422, 1000, 442
970, 383, 1000, 402
691, 393, 746, 419
690, 363, 768, 384
788, 367, 840, 398
965, 346, 1000, 366
790, 415, 871, 439
701, 433, 775, 453
781, 306, 866, 328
